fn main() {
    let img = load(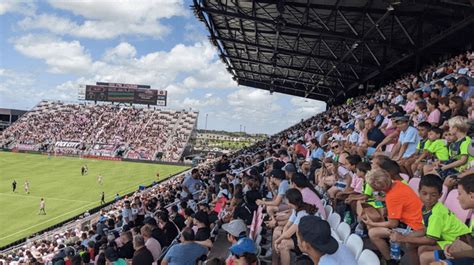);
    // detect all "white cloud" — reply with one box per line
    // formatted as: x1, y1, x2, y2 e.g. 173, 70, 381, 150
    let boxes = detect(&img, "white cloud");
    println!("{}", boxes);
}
12, 34, 93, 74
289, 97, 327, 118
103, 42, 137, 62
179, 97, 223, 110
0, 0, 35, 16
17, 0, 187, 39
